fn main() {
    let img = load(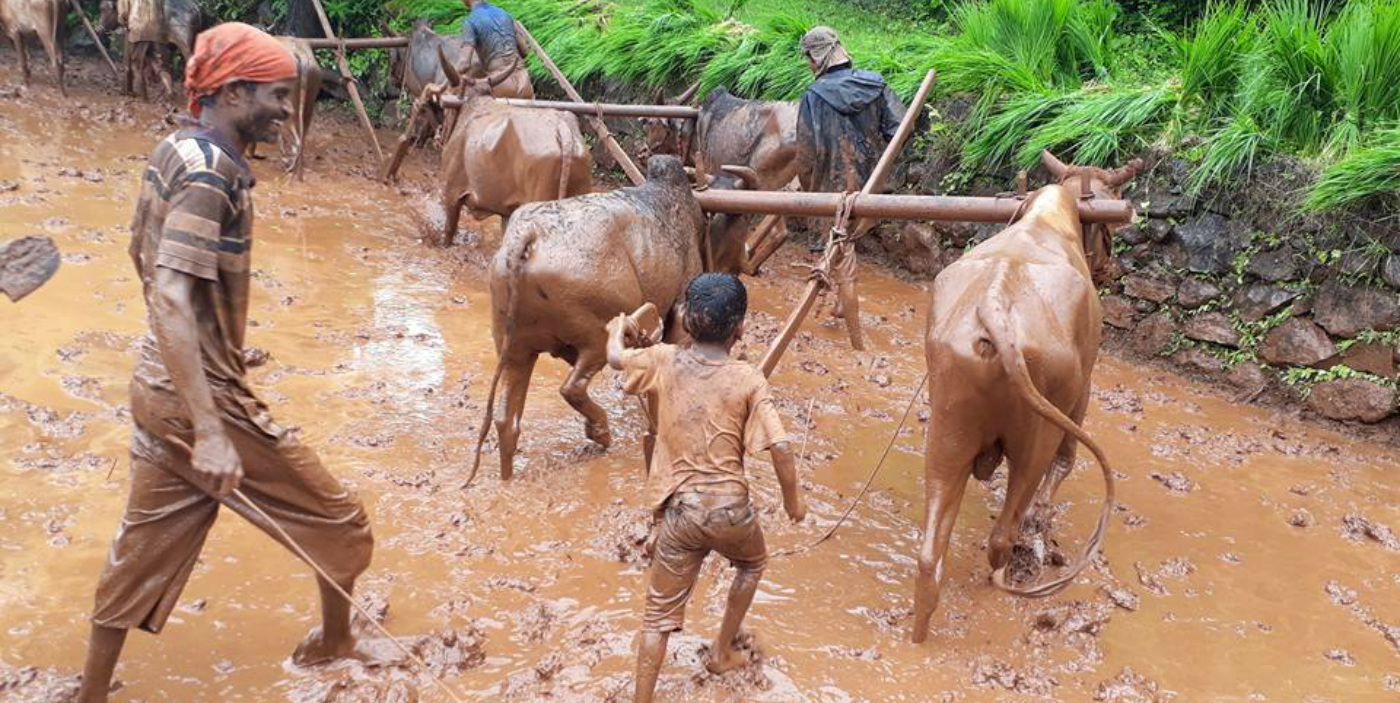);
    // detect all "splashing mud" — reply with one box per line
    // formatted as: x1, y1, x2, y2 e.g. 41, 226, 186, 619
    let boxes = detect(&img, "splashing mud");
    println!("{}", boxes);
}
2, 58, 1398, 703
